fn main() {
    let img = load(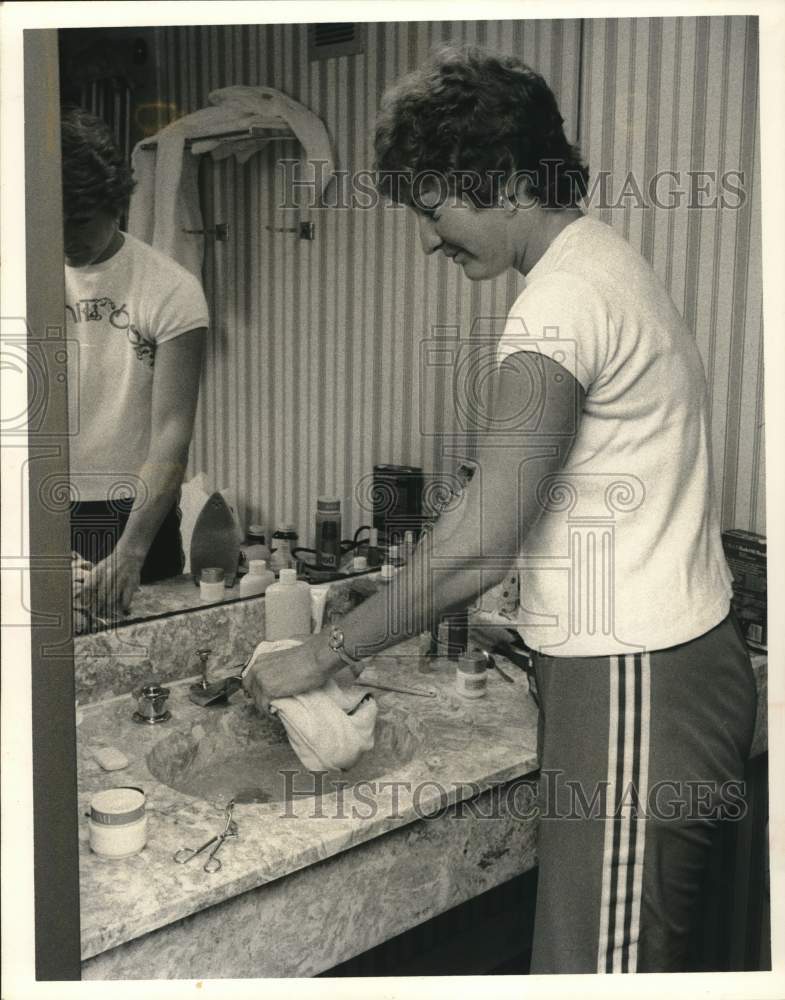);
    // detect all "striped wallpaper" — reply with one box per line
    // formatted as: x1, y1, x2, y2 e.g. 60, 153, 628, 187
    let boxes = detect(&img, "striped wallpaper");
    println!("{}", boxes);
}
151, 16, 763, 547
579, 16, 764, 534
